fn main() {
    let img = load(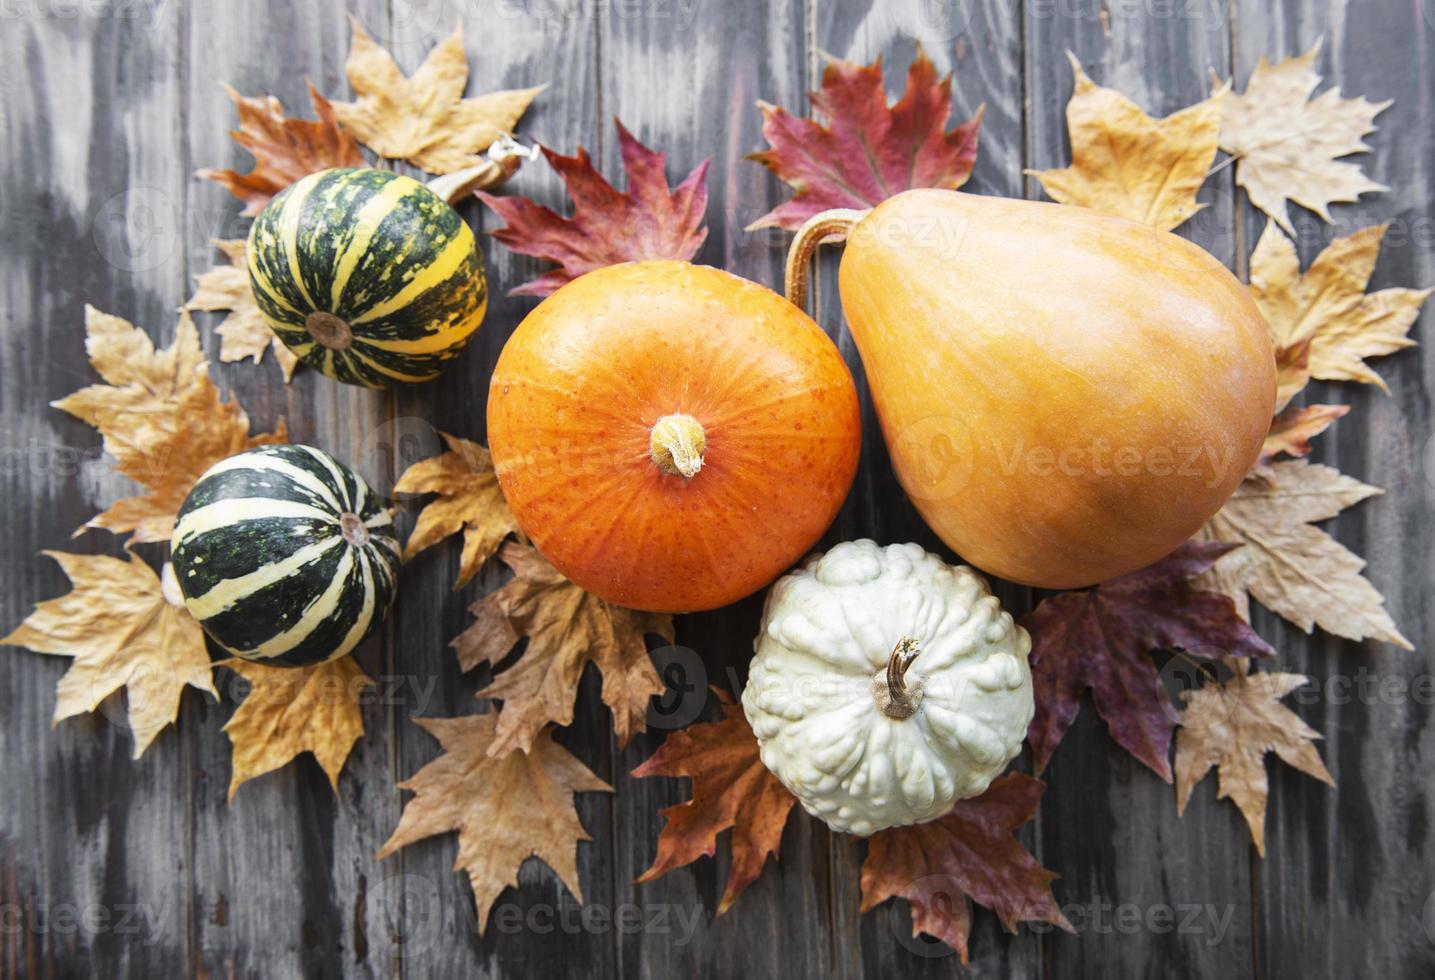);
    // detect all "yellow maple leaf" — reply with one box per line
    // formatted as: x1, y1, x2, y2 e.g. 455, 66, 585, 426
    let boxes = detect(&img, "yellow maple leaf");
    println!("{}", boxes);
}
1197, 460, 1410, 649
330, 19, 544, 174
1027, 53, 1225, 231
1176, 660, 1333, 855
52, 306, 287, 543
1216, 41, 1389, 235
393, 432, 518, 589
182, 239, 299, 382
221, 657, 372, 801
452, 543, 672, 756
2, 552, 217, 758
377, 714, 610, 930
1250, 221, 1430, 394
